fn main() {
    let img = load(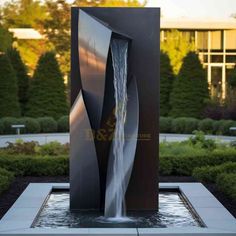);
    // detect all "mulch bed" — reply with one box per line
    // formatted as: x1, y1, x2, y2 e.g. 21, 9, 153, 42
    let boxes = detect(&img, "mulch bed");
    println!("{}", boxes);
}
0, 176, 235, 220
